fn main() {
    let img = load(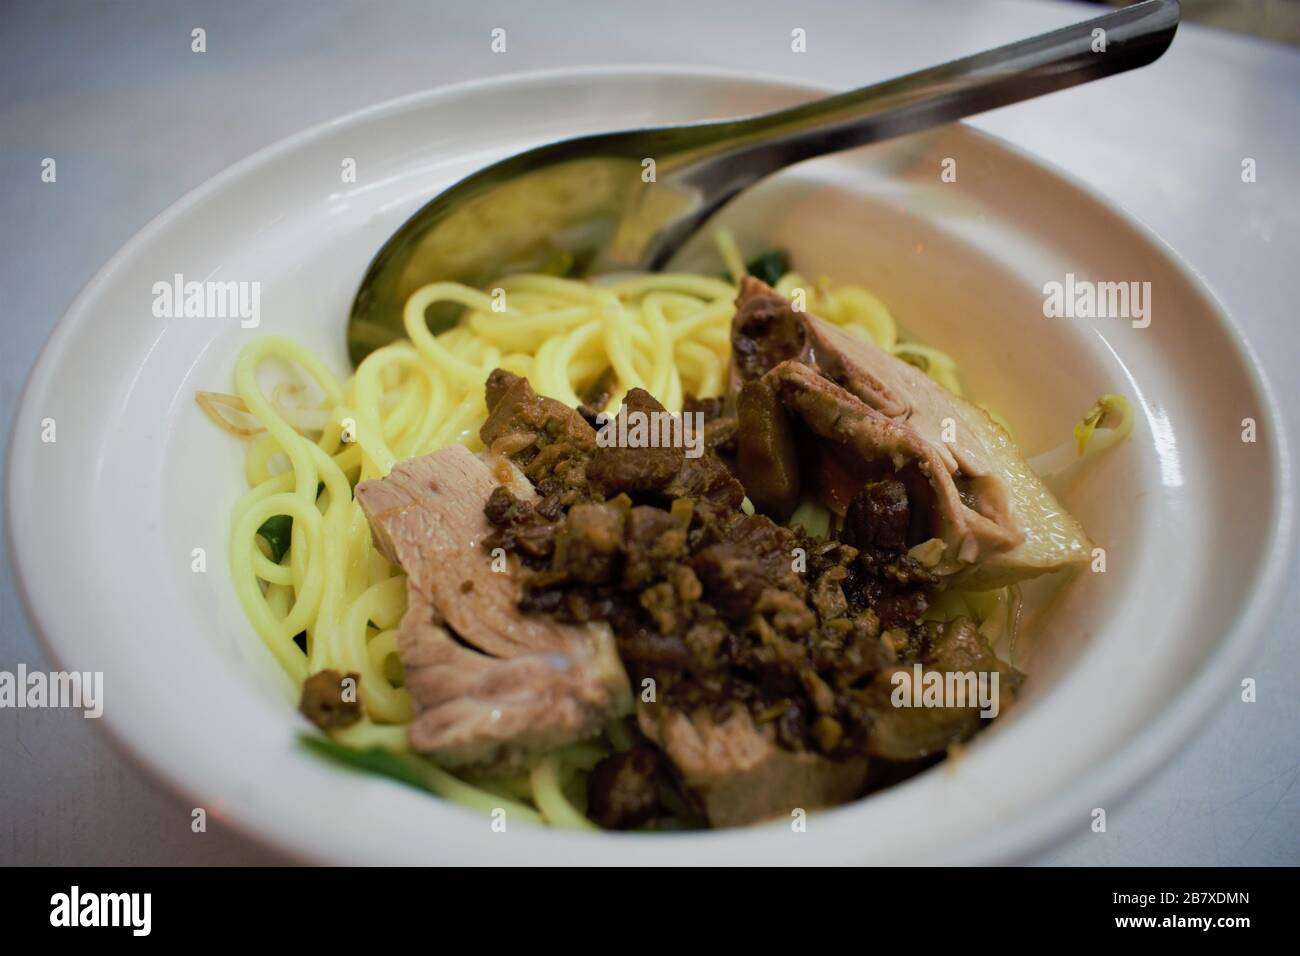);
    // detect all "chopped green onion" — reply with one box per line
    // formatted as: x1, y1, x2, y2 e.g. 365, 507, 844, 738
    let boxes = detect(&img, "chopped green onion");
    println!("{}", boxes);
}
300, 734, 430, 789
299, 734, 545, 825
745, 249, 790, 286
256, 514, 293, 563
